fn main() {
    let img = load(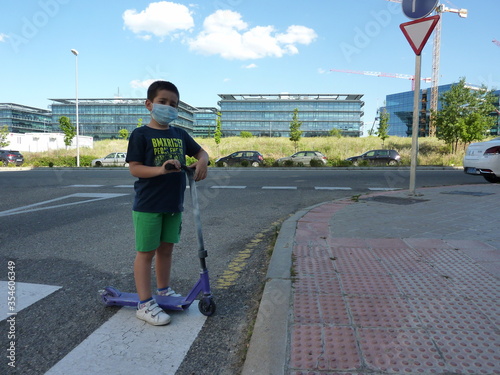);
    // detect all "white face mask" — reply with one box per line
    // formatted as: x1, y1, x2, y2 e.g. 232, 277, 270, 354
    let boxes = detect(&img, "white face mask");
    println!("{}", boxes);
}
151, 103, 178, 125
